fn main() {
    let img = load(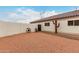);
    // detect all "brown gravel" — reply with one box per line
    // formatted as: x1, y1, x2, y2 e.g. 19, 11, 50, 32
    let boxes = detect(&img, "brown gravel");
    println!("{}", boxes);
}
0, 32, 79, 53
